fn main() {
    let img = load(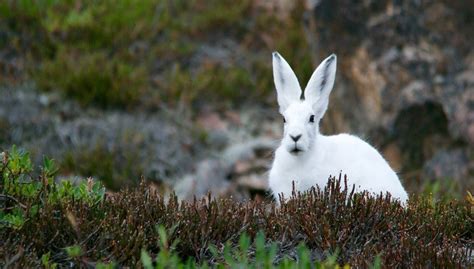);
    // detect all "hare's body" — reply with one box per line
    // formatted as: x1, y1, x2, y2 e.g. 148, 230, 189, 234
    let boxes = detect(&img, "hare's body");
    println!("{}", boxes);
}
269, 134, 408, 201
269, 52, 408, 203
